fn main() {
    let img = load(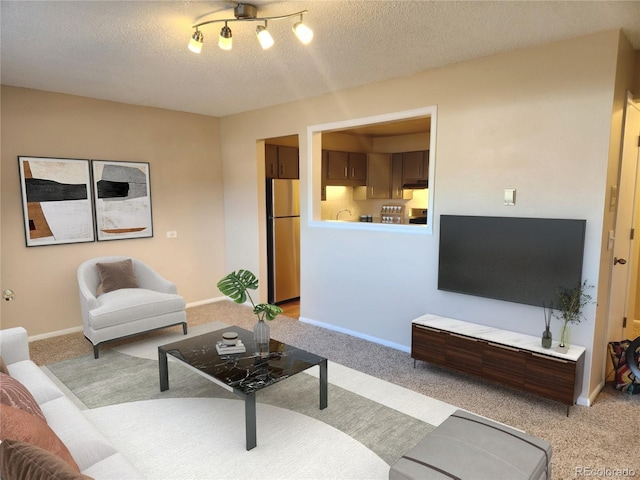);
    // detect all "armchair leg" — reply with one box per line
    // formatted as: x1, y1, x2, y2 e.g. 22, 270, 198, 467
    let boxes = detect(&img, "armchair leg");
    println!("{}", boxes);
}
182, 322, 188, 335
93, 344, 100, 359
